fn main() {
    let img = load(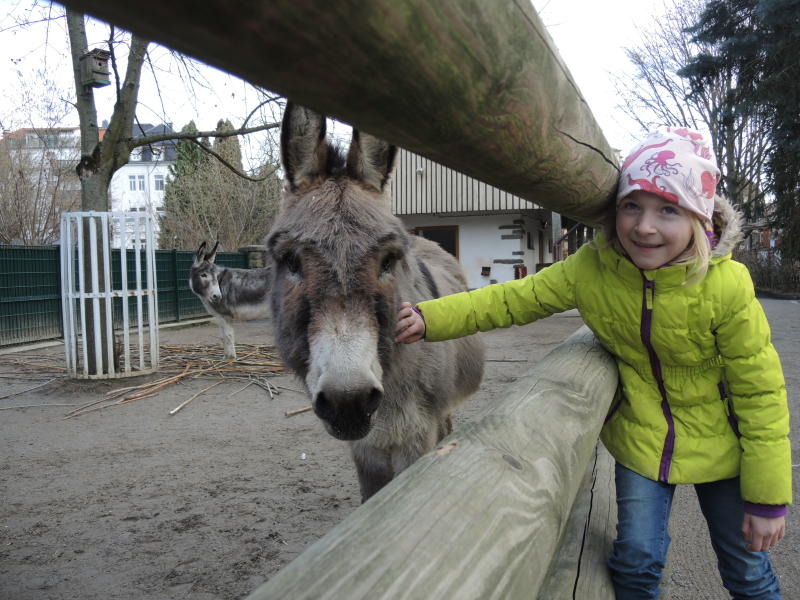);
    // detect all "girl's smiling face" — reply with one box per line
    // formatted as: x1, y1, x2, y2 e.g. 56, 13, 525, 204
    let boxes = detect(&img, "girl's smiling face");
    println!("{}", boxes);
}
615, 191, 695, 270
